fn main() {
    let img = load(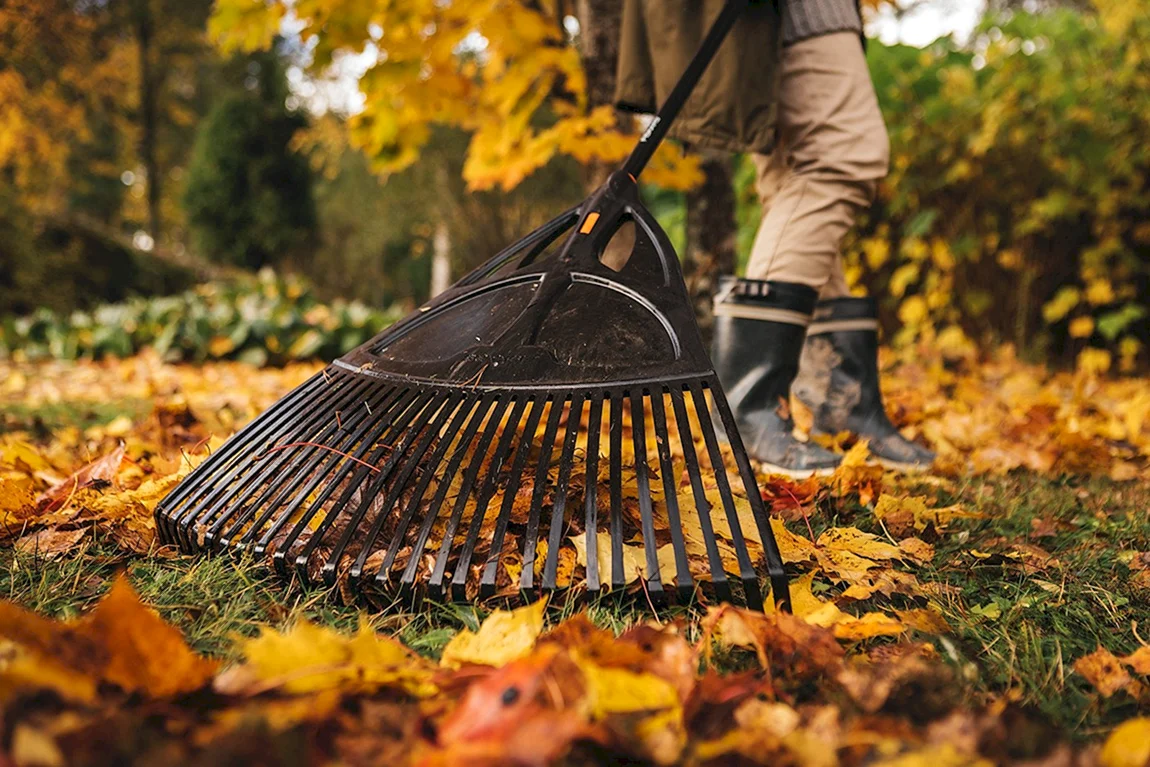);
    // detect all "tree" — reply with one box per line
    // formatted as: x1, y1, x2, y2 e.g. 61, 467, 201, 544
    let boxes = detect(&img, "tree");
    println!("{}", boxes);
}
207, 0, 701, 195
183, 50, 316, 270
